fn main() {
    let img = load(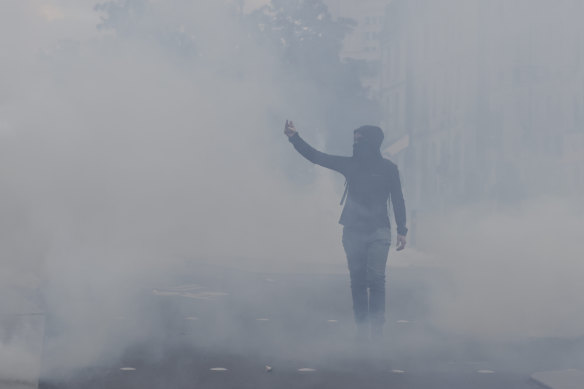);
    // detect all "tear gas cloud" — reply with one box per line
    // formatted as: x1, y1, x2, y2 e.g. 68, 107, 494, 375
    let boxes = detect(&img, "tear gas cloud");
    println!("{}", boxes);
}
391, 0, 584, 343
1, 0, 346, 373
1, 0, 584, 379
418, 197, 584, 340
